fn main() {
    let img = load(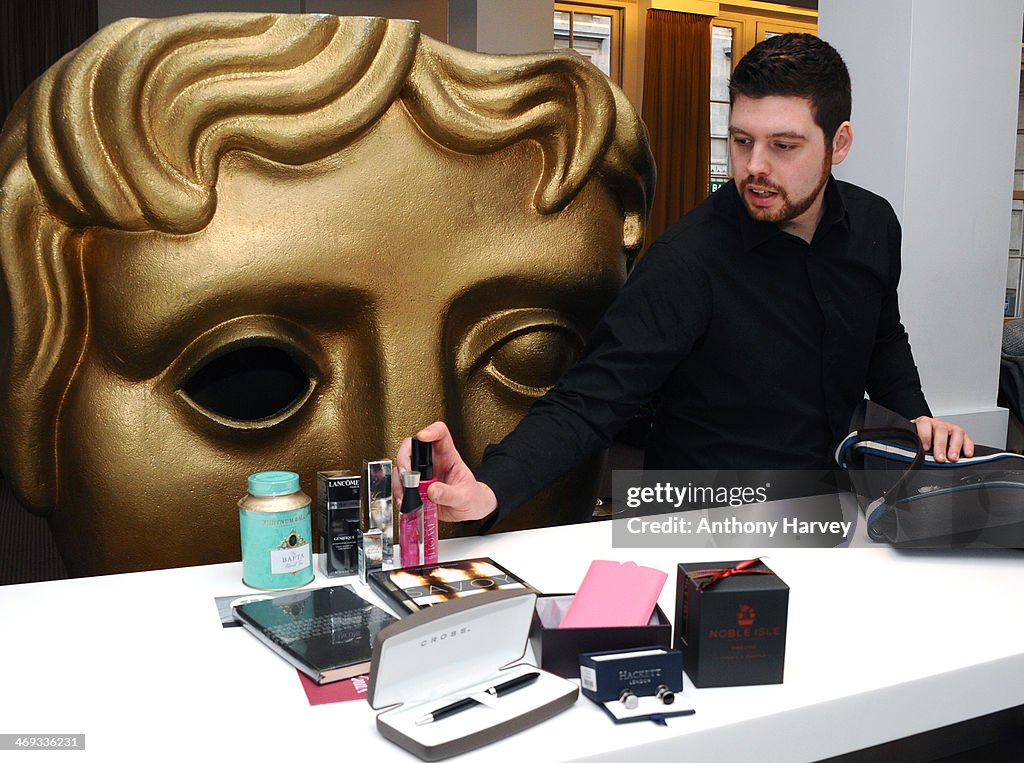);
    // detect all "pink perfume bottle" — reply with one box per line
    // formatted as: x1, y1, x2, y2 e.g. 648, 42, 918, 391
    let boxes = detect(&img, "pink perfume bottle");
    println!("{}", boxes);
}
410, 438, 439, 565
399, 471, 425, 567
